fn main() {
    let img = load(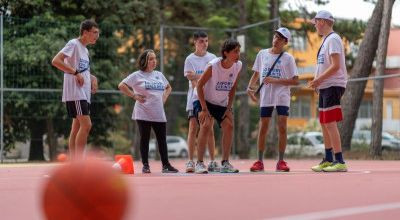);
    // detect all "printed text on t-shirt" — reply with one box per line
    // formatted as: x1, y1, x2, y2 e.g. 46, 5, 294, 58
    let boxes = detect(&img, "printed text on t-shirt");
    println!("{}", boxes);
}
145, 81, 165, 91
215, 82, 233, 91
78, 58, 89, 72
317, 54, 325, 64
262, 67, 281, 78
